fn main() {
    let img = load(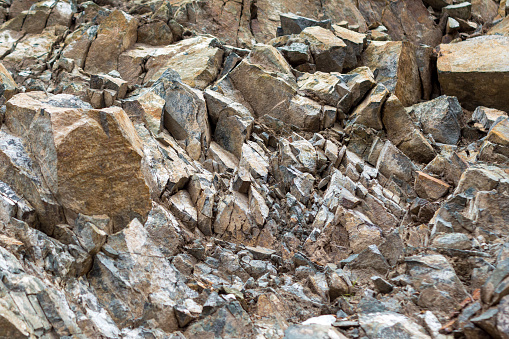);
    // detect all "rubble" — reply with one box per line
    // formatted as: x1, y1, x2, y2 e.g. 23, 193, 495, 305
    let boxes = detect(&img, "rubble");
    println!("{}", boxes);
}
0, 1, 506, 338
